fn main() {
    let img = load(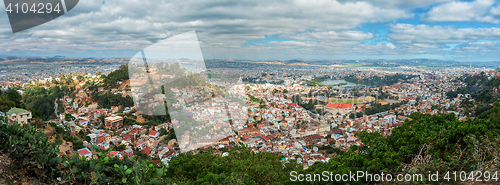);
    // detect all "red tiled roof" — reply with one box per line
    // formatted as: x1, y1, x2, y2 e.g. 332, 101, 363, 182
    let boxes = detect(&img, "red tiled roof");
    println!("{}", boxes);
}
326, 103, 353, 109
326, 103, 340, 108
108, 151, 119, 157
339, 103, 353, 109
402, 97, 415, 101
141, 147, 151, 155
261, 135, 270, 141
77, 148, 91, 156
250, 133, 260, 137
149, 130, 158, 136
